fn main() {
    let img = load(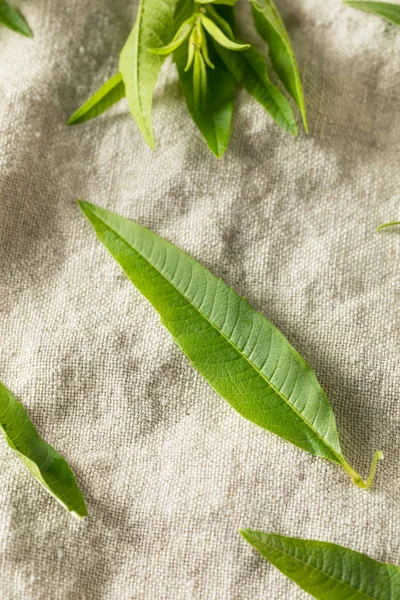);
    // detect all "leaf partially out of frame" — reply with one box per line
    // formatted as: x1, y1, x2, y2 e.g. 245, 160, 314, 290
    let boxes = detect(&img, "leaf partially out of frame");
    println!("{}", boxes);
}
0, 381, 87, 518
174, 40, 236, 157
377, 221, 400, 231
250, 0, 308, 131
0, 0, 32, 37
345, 1, 400, 25
119, 0, 188, 149
68, 73, 126, 126
79, 201, 383, 489
241, 530, 400, 600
